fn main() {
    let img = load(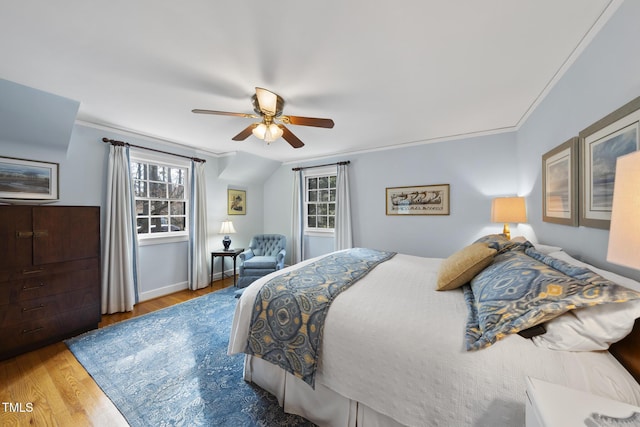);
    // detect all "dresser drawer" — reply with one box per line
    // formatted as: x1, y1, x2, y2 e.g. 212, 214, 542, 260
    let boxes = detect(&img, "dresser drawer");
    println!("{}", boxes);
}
0, 264, 99, 305
0, 304, 100, 359
0, 287, 100, 327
